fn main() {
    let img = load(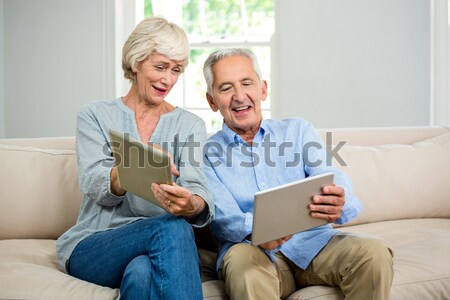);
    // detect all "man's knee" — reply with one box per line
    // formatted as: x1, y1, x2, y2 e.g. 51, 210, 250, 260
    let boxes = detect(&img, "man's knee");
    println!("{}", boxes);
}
358, 238, 393, 264
223, 244, 270, 267
346, 236, 394, 278
365, 238, 393, 275
220, 243, 281, 300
